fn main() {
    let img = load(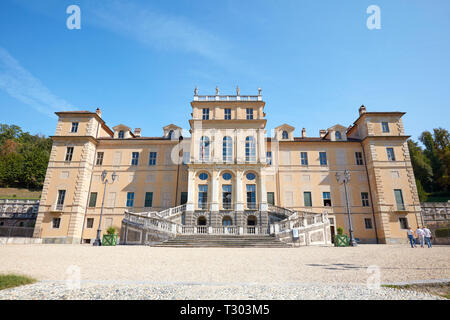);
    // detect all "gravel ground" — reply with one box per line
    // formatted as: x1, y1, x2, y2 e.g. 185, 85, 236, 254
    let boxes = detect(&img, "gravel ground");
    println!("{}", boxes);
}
1, 244, 449, 299
0, 281, 444, 300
